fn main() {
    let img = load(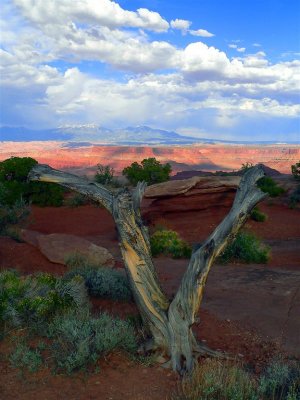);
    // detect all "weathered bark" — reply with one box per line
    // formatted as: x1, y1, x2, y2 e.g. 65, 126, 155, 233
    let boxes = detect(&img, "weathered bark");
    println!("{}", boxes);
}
28, 164, 267, 373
